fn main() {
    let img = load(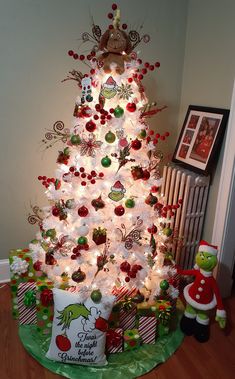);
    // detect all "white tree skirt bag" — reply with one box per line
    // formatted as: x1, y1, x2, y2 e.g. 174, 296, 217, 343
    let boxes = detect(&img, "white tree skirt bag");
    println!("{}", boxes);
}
46, 288, 115, 366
